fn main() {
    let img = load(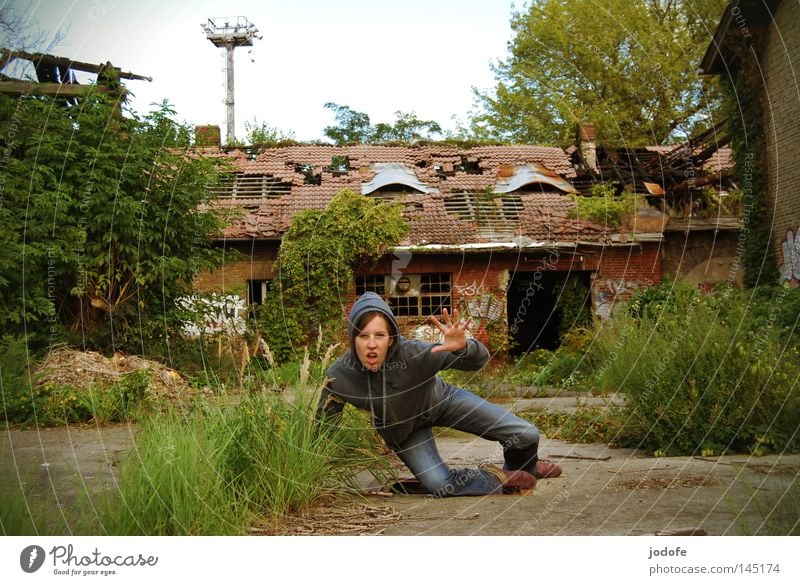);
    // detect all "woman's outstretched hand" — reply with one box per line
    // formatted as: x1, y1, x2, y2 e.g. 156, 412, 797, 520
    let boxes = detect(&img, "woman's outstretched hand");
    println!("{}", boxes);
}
430, 308, 473, 354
